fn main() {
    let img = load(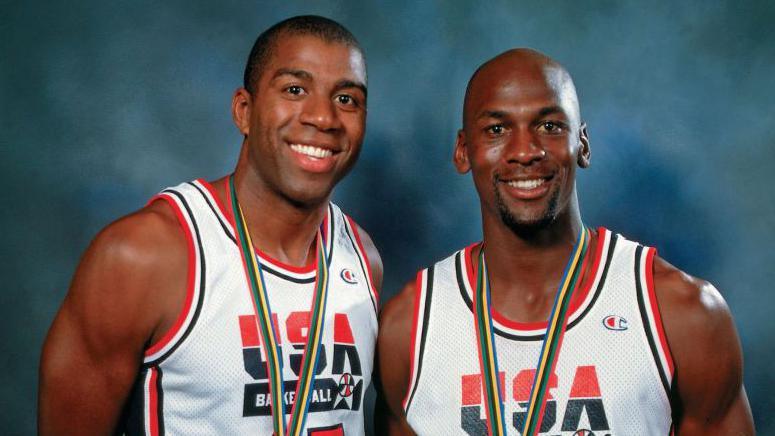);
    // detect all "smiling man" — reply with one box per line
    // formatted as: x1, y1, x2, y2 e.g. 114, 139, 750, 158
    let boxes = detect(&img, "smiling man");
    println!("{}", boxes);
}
377, 49, 753, 435
39, 16, 381, 435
